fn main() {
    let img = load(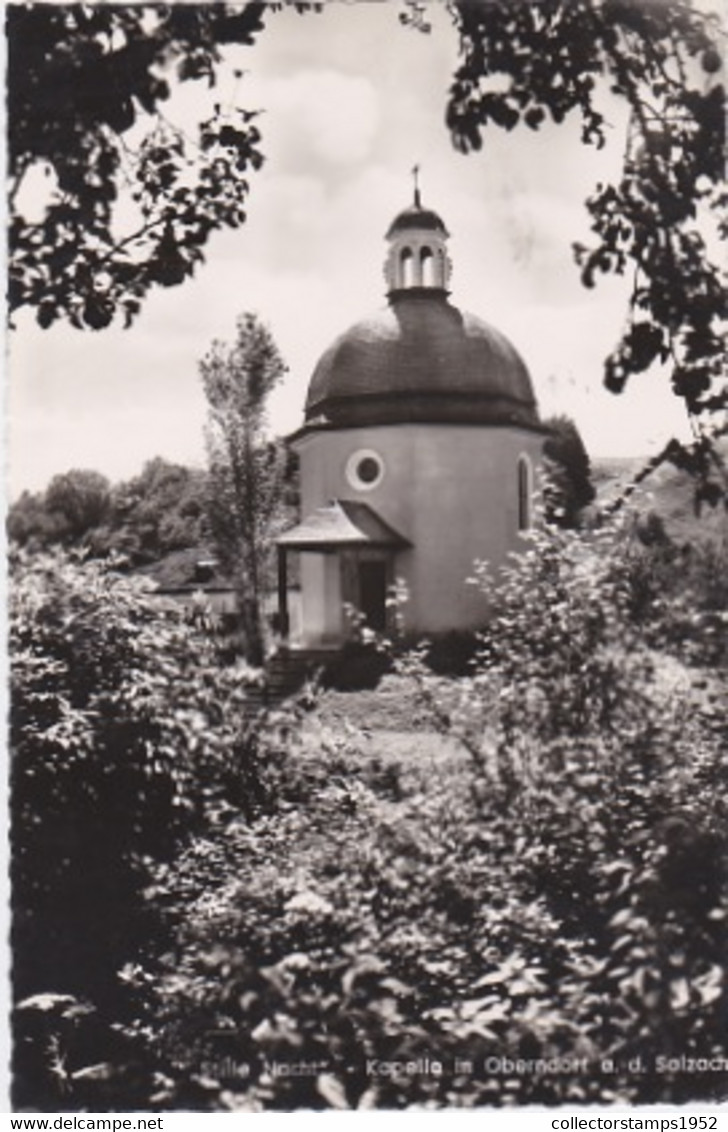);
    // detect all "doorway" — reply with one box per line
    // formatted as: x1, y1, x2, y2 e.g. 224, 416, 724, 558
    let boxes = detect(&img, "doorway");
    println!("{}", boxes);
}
358, 560, 387, 631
